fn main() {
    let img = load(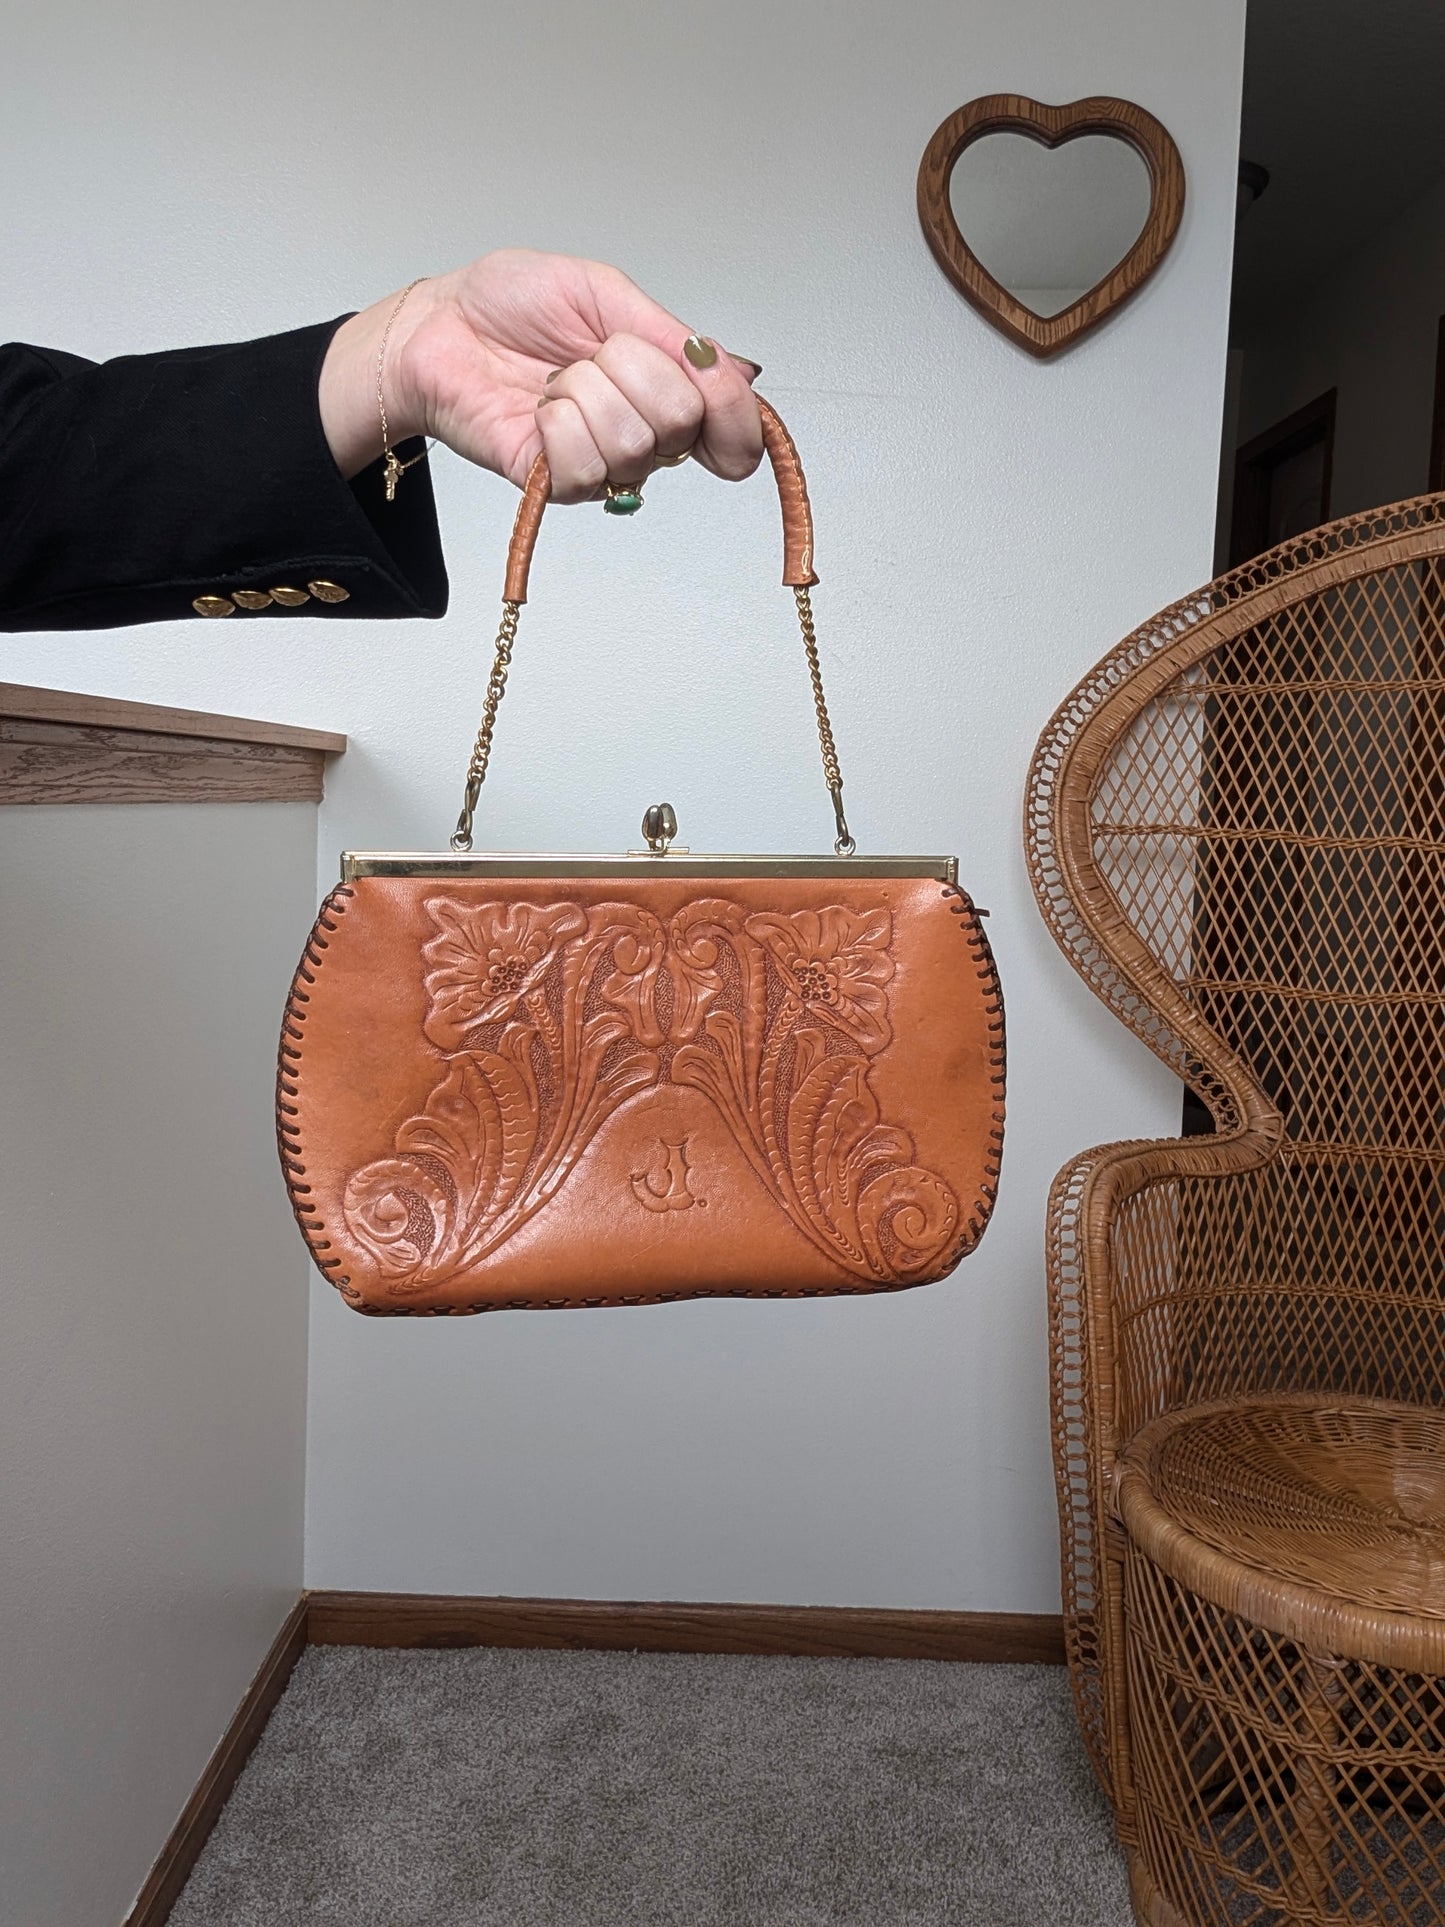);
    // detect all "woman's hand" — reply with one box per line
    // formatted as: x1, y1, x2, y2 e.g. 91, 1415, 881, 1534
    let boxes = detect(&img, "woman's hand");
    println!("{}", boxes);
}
319, 249, 763, 502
